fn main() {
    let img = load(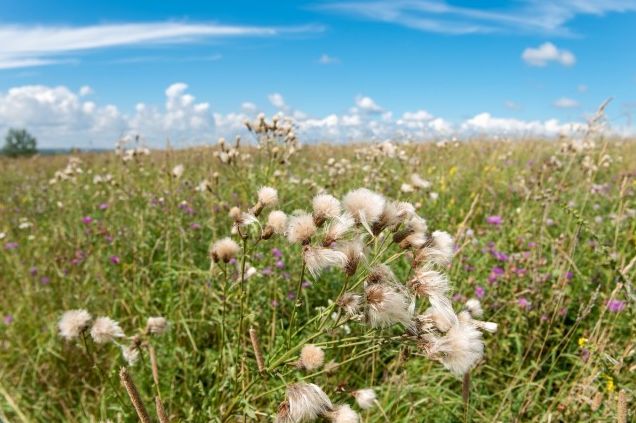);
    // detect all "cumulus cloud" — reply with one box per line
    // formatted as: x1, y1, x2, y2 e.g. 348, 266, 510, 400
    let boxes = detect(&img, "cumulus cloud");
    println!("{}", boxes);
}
461, 112, 585, 136
355, 96, 383, 113
0, 22, 324, 69
1, 83, 627, 148
553, 97, 579, 108
522, 42, 576, 67
268, 93, 287, 110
